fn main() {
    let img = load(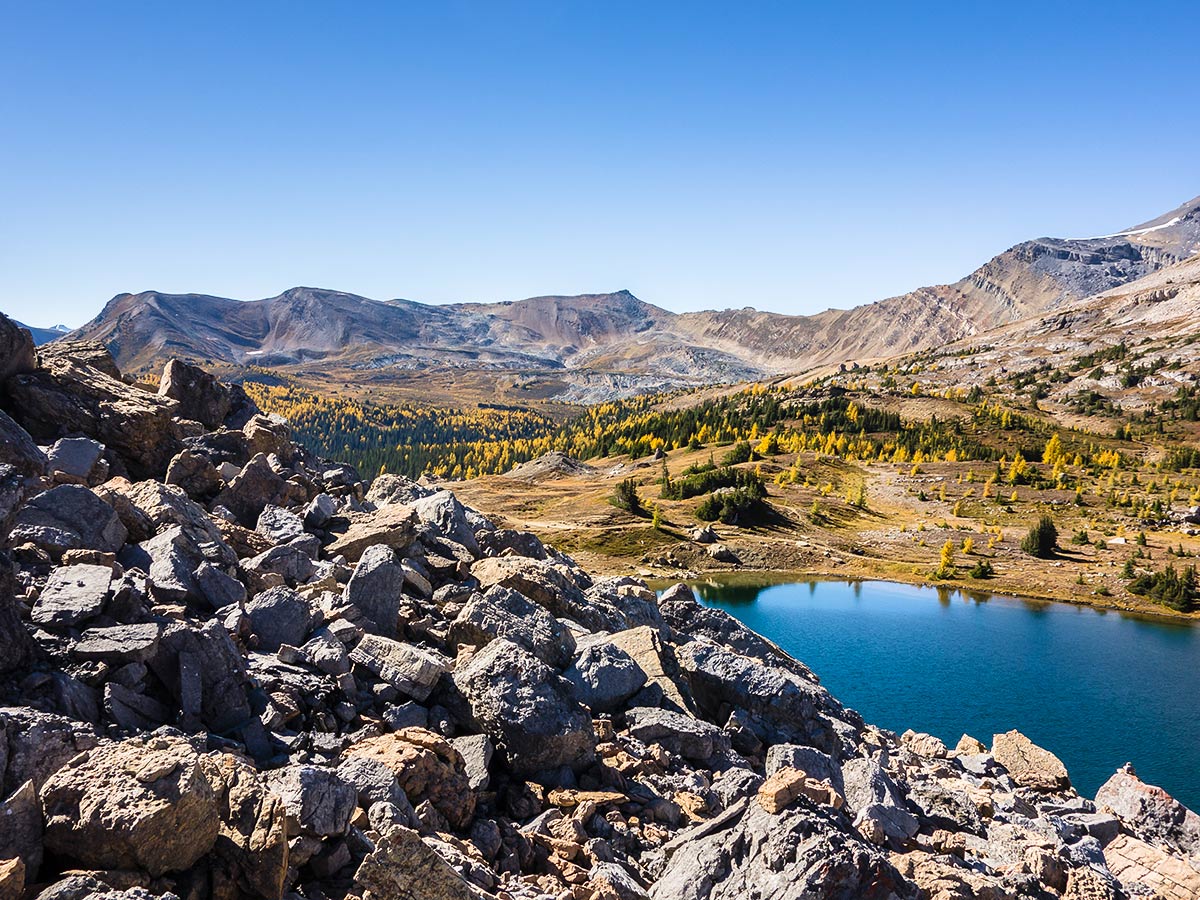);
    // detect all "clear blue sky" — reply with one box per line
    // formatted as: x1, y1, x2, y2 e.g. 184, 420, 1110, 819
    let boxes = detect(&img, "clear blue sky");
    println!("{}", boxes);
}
2, 1, 1197, 327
